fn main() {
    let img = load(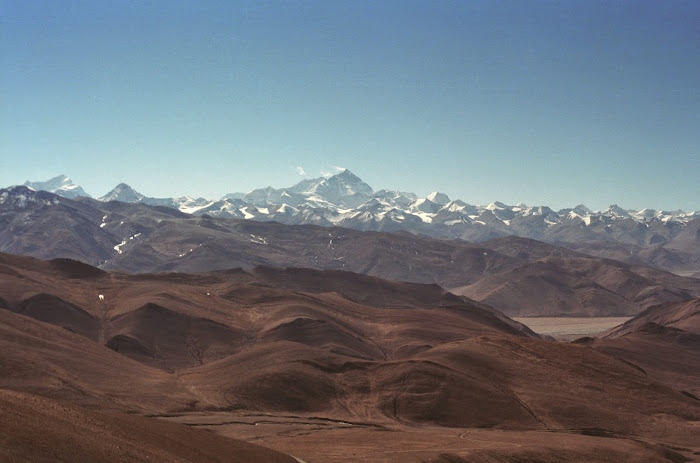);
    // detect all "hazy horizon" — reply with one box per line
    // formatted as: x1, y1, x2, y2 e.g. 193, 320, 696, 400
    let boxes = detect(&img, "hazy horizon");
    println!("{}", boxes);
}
2, 1, 698, 212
